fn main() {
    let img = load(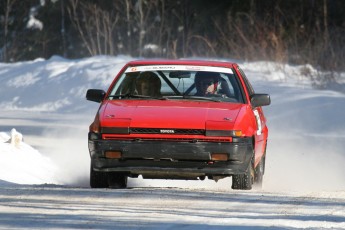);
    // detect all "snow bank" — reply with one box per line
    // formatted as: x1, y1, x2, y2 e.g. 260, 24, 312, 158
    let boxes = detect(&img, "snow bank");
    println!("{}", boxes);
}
0, 55, 132, 112
0, 129, 58, 185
